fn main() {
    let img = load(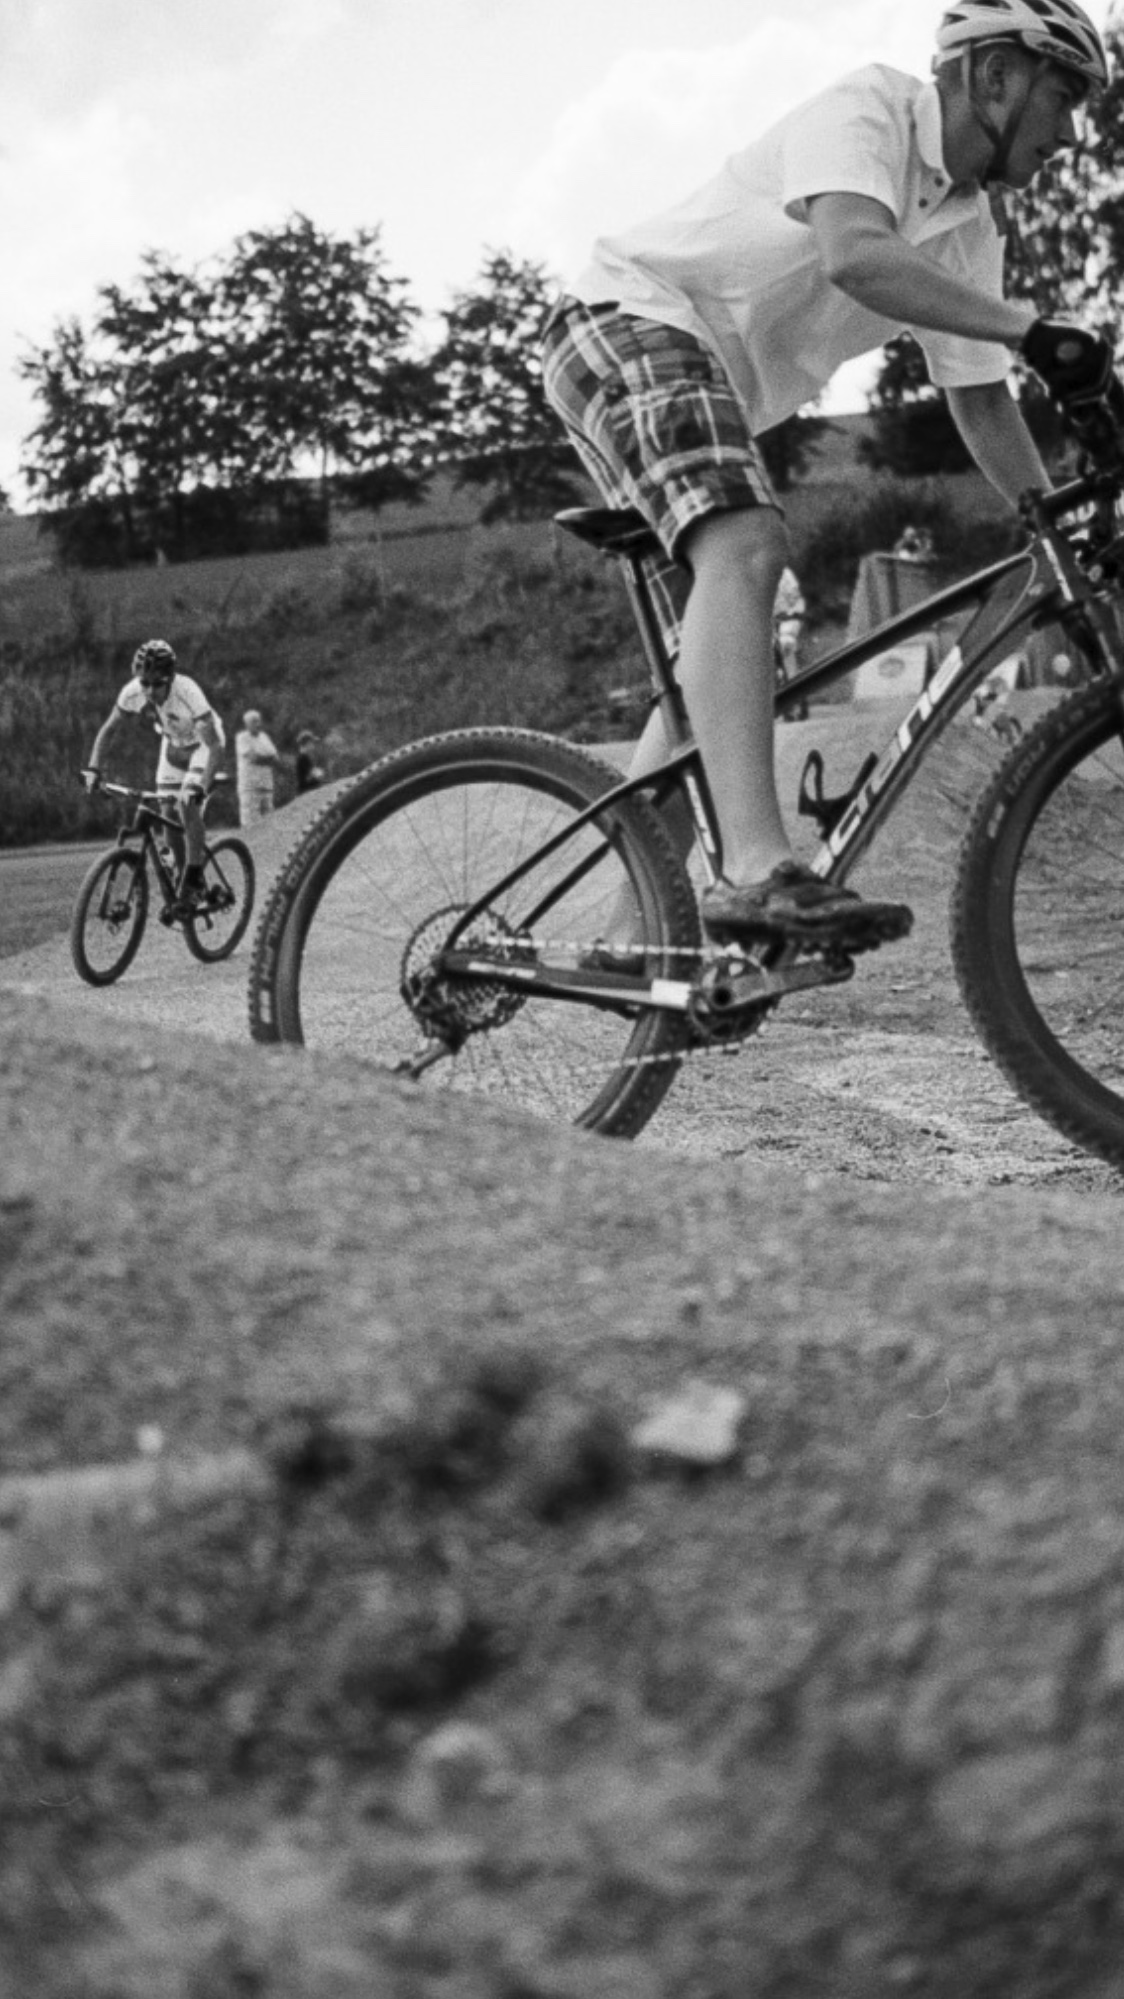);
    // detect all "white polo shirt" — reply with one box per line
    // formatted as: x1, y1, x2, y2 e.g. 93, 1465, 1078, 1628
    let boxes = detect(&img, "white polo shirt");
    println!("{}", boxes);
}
569, 65, 1011, 433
